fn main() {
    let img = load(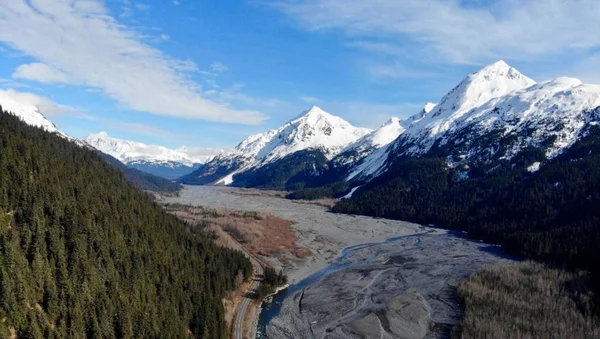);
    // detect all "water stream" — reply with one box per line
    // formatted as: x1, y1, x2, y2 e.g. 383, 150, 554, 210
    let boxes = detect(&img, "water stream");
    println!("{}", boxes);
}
256, 231, 433, 338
